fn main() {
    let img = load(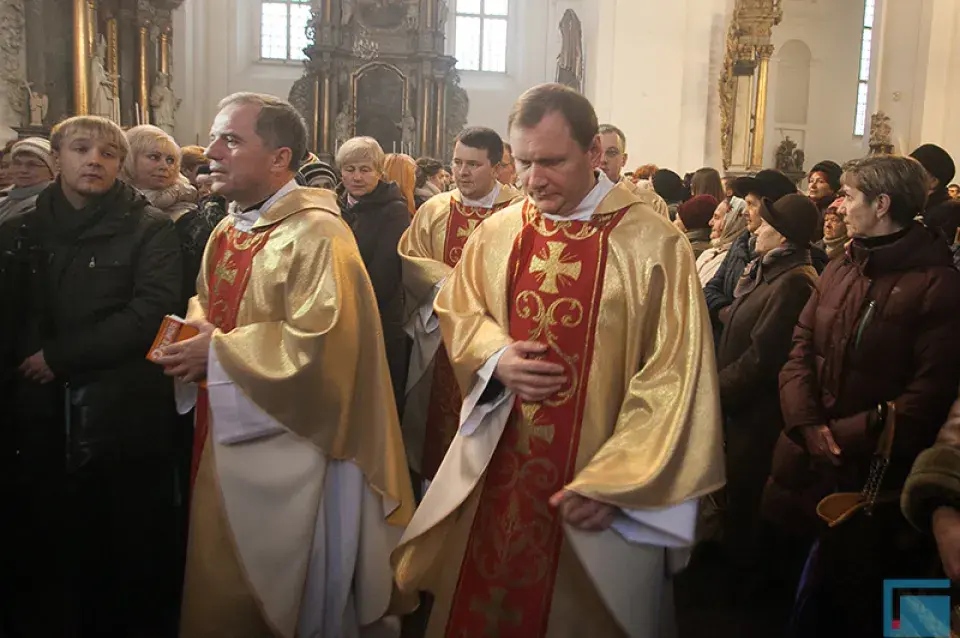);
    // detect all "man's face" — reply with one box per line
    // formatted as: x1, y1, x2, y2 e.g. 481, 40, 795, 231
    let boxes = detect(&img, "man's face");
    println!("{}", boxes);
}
754, 218, 784, 255
949, 185, 960, 200
498, 146, 517, 186
511, 111, 601, 217
598, 131, 626, 184
841, 184, 884, 238
745, 193, 763, 233
823, 211, 847, 241
205, 102, 283, 204
341, 160, 381, 198
453, 142, 497, 200
11, 152, 53, 189
808, 171, 835, 200
55, 134, 122, 200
